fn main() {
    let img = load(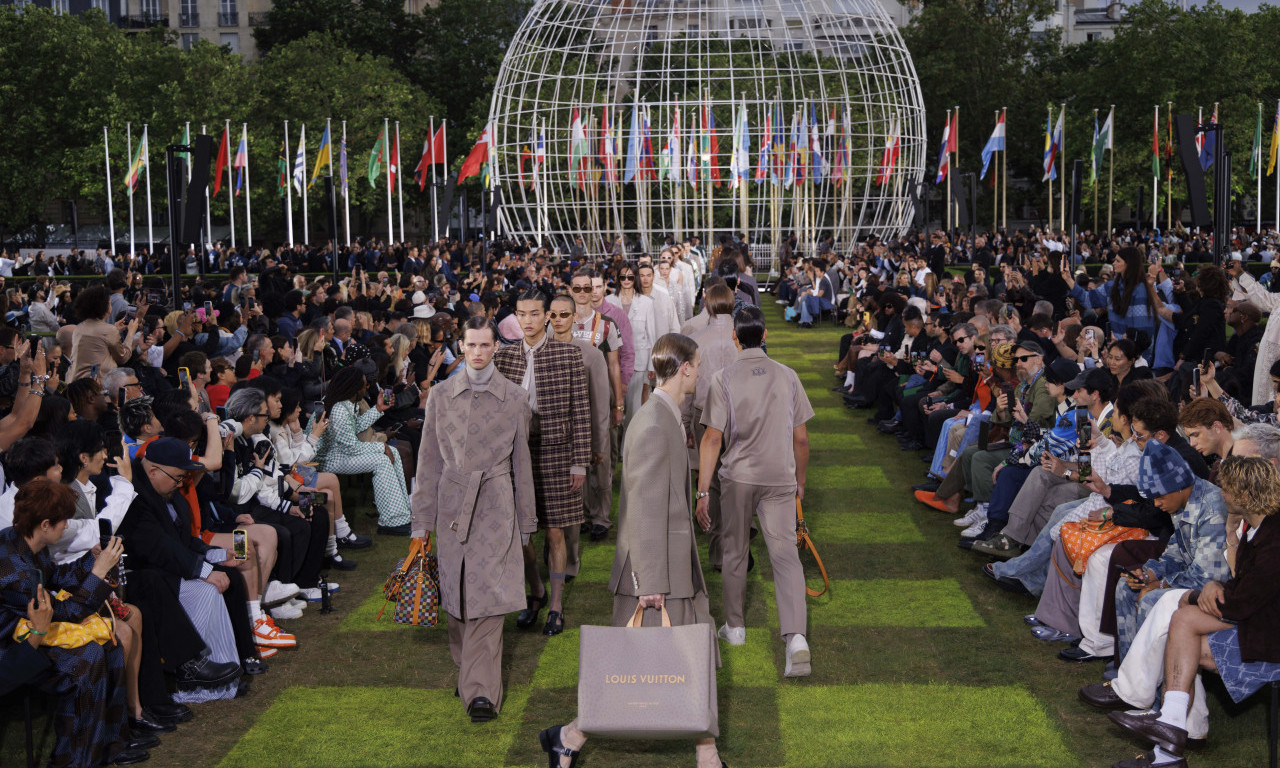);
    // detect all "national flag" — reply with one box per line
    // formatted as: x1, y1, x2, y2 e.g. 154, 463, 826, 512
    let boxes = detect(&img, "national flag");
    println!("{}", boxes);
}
414, 132, 432, 191
601, 105, 617, 185
339, 135, 348, 197
706, 103, 720, 186
1093, 108, 1113, 183
730, 102, 750, 188
668, 105, 681, 183
877, 116, 900, 186
687, 132, 698, 191
826, 107, 836, 138
1269, 101, 1280, 176
1200, 104, 1218, 171
1041, 109, 1057, 182
308, 123, 331, 189
518, 141, 531, 189
569, 108, 589, 189
808, 104, 823, 183
125, 128, 148, 196
389, 130, 399, 187
212, 126, 228, 197
233, 126, 248, 196
831, 115, 846, 186
458, 122, 493, 186
367, 126, 385, 188
980, 109, 1006, 181
784, 111, 799, 188
624, 106, 641, 184
641, 106, 657, 180
1250, 104, 1263, 180
754, 107, 771, 185
291, 125, 306, 195
948, 110, 959, 155
1152, 108, 1161, 179
277, 140, 288, 198
936, 115, 951, 184
416, 125, 445, 180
